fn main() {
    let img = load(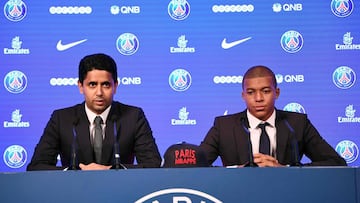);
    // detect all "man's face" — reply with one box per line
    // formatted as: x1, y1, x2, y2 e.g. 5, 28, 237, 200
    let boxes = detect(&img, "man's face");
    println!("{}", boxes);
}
78, 69, 118, 114
242, 76, 279, 121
